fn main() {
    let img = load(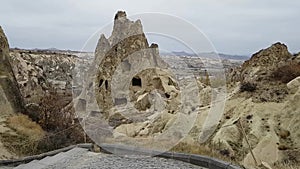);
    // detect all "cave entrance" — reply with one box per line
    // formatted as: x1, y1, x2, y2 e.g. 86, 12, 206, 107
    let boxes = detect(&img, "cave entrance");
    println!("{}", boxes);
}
132, 77, 142, 87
